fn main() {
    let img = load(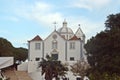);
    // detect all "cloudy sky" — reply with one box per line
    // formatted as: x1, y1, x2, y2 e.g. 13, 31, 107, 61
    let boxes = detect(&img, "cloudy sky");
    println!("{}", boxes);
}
0, 0, 120, 48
